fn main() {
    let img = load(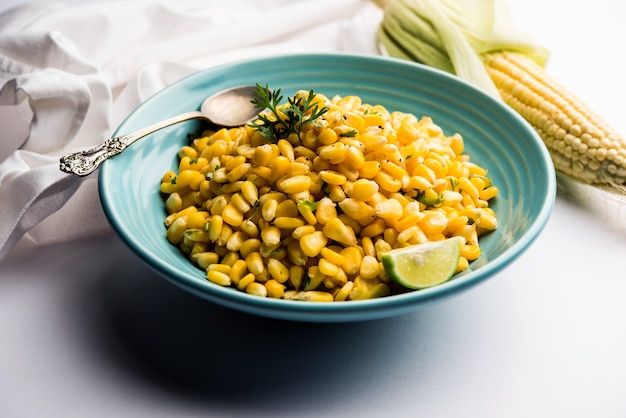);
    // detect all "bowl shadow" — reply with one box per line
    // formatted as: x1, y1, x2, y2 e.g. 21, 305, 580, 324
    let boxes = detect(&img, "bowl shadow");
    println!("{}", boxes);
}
95, 239, 440, 404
